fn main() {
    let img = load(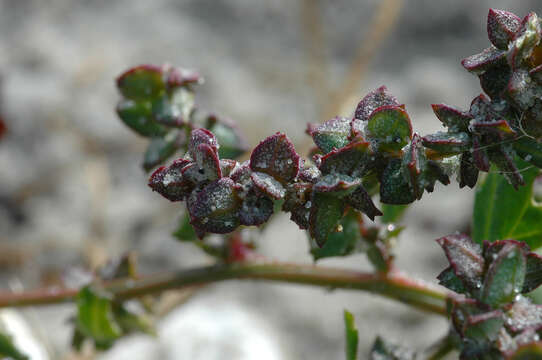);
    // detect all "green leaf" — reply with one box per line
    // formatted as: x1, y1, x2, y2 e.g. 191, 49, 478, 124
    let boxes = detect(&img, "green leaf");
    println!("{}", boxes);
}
380, 204, 408, 223
344, 310, 358, 360
379, 159, 416, 205
366, 106, 412, 152
116, 99, 166, 137
311, 210, 362, 260
0, 331, 28, 360
482, 244, 526, 307
472, 160, 540, 246
76, 286, 122, 343
311, 117, 351, 154
309, 193, 345, 247
117, 65, 165, 100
